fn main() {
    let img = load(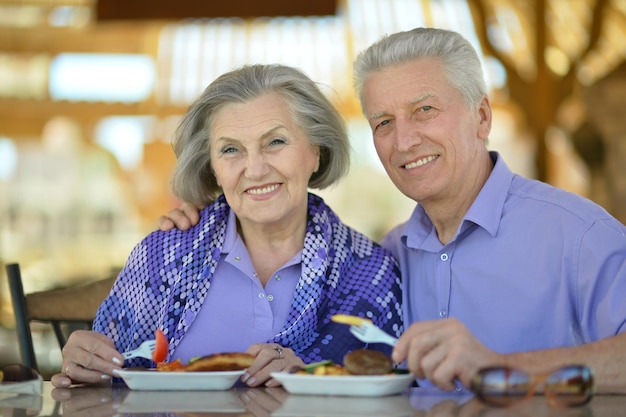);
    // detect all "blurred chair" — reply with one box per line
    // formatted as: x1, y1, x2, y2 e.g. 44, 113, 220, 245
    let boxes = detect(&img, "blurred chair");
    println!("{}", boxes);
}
6, 262, 117, 370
